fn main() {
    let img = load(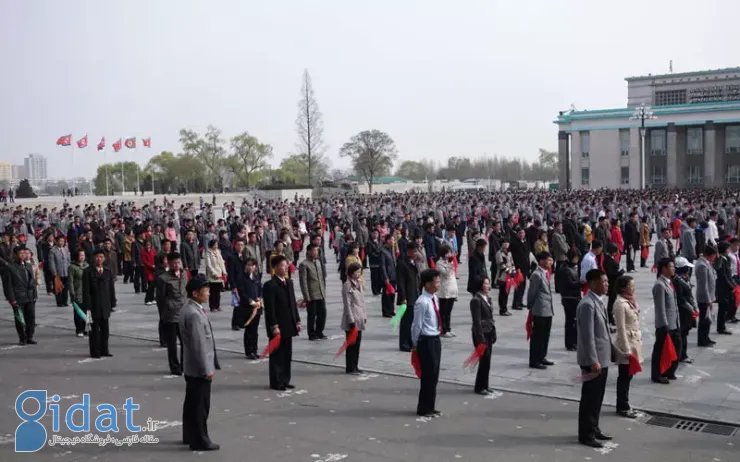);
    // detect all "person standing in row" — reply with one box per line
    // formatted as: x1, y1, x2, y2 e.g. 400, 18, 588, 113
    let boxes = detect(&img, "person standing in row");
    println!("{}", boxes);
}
411, 268, 443, 418
397, 242, 421, 352
263, 255, 301, 391
436, 246, 458, 337
576, 269, 614, 448
470, 277, 495, 395
494, 239, 514, 316
612, 275, 642, 419
180, 274, 219, 452
141, 239, 157, 305
299, 243, 327, 341
694, 246, 717, 347
674, 257, 698, 363
714, 241, 736, 336
527, 252, 555, 369
557, 249, 582, 351
237, 258, 263, 359
3, 246, 38, 345
467, 238, 488, 296
83, 249, 116, 358
68, 249, 88, 337
48, 235, 70, 307
651, 258, 681, 384
379, 234, 397, 318
157, 252, 188, 375
205, 240, 226, 312
341, 263, 367, 375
